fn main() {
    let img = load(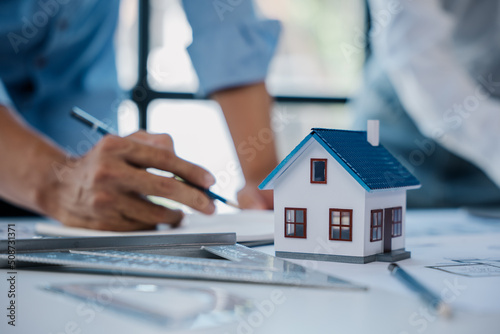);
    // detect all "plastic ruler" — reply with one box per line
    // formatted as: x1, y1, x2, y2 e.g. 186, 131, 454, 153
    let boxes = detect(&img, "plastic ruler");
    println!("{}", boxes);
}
0, 233, 365, 290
